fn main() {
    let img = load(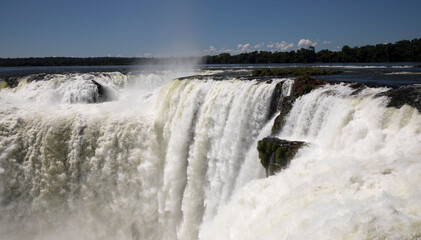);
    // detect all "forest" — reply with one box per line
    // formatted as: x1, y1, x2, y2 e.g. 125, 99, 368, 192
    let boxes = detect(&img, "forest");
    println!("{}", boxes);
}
0, 39, 420, 66
205, 39, 421, 64
0, 57, 201, 67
